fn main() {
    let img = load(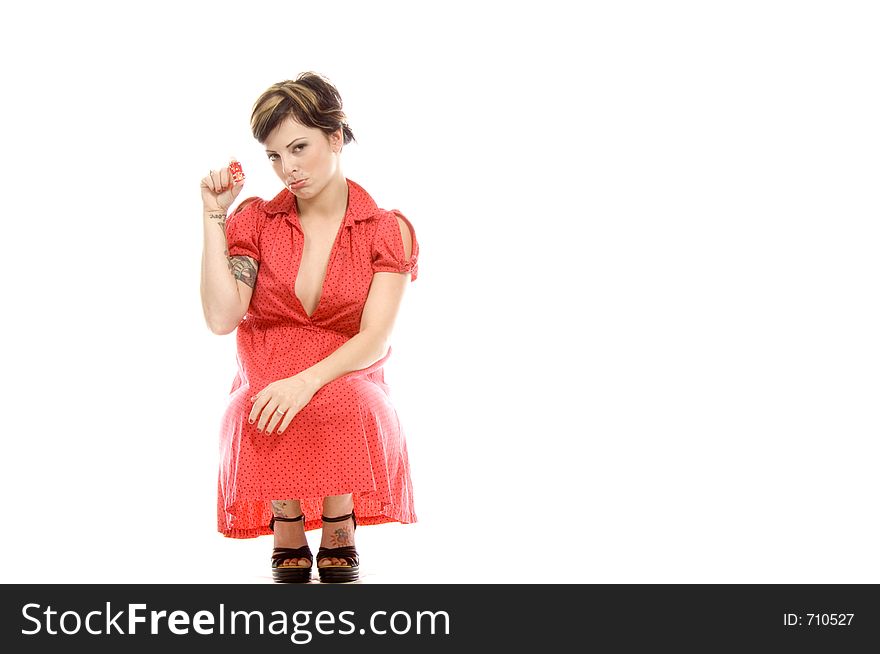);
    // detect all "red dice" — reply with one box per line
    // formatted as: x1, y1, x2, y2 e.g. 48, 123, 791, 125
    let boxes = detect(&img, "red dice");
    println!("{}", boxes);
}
228, 159, 245, 183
